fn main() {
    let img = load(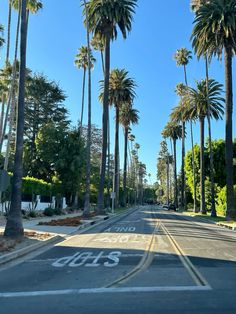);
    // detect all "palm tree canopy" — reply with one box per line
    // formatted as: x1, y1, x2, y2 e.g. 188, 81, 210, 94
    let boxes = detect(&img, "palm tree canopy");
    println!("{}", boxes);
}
91, 34, 105, 51
191, 0, 236, 59
175, 83, 188, 97
174, 48, 192, 66
162, 121, 182, 141
186, 79, 225, 120
0, 24, 4, 48
190, 0, 210, 12
74, 46, 96, 70
99, 68, 136, 107
11, 0, 43, 12
85, 0, 137, 40
119, 104, 139, 129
